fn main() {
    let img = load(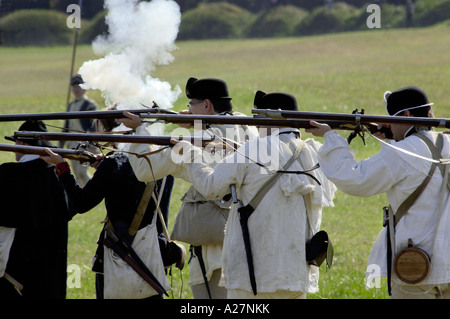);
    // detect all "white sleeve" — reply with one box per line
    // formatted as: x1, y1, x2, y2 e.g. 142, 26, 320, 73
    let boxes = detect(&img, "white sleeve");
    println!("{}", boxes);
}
181, 144, 249, 201
126, 125, 190, 182
318, 131, 399, 197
